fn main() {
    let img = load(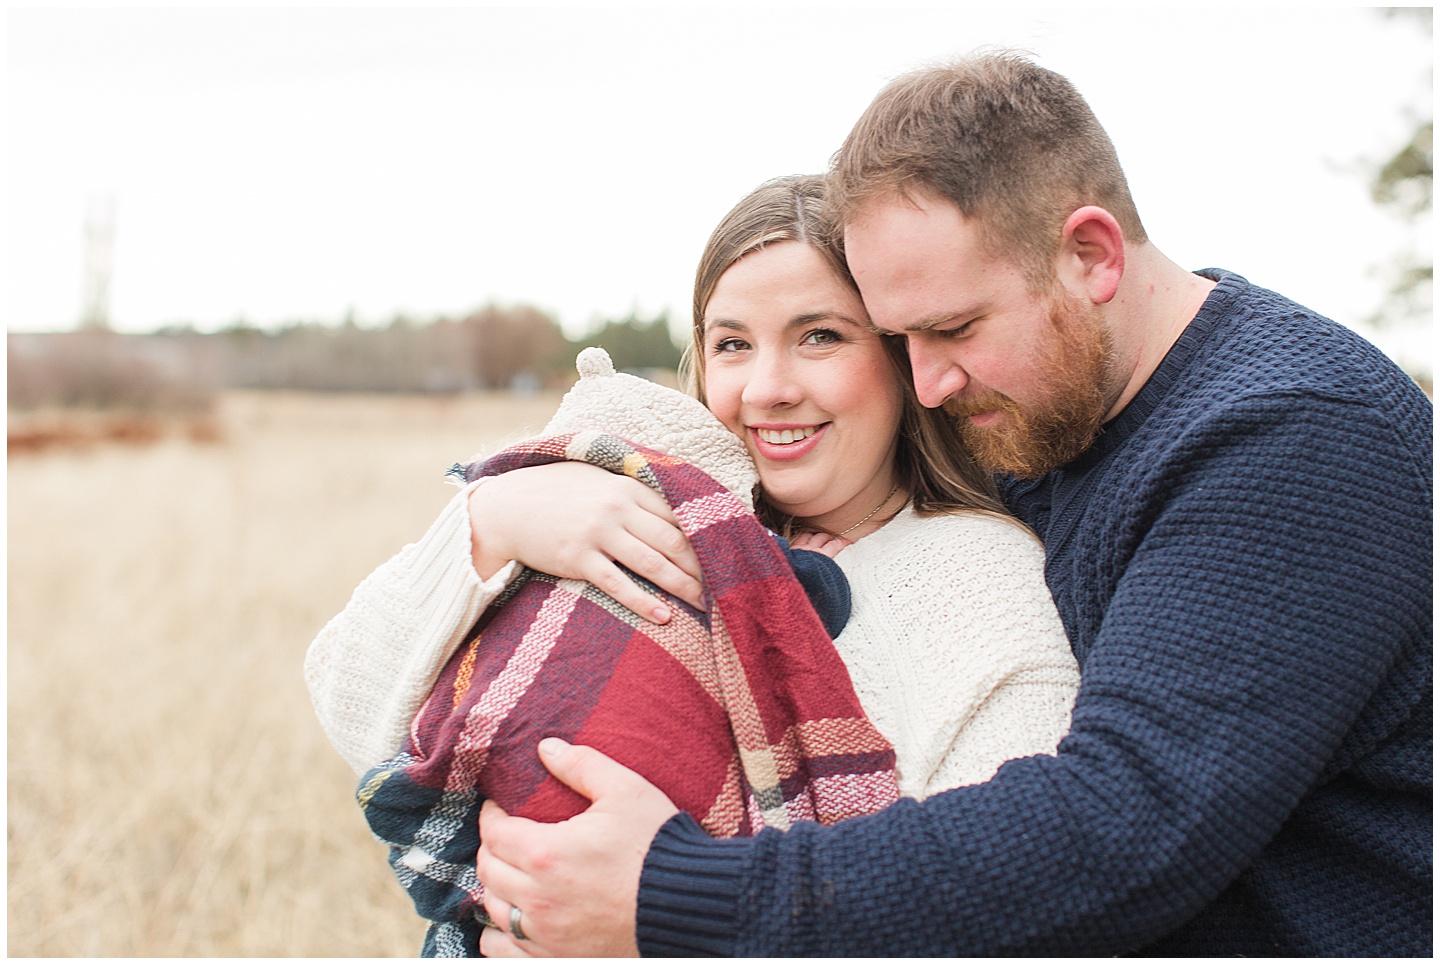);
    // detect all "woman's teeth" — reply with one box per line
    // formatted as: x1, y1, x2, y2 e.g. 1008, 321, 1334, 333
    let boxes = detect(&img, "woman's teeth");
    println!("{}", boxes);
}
756, 426, 817, 445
